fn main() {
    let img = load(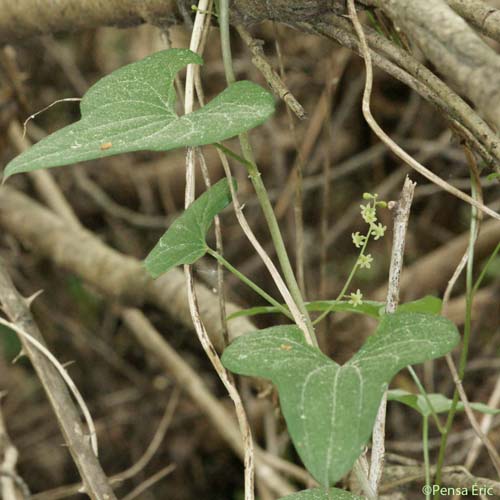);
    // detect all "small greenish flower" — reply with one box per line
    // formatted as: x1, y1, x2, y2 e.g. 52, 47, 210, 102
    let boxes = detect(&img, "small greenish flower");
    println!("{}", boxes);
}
363, 192, 376, 200
371, 222, 387, 240
358, 253, 373, 269
352, 232, 366, 248
348, 289, 363, 306
360, 203, 377, 224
